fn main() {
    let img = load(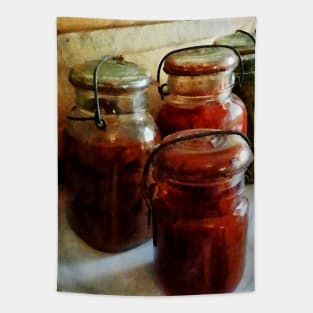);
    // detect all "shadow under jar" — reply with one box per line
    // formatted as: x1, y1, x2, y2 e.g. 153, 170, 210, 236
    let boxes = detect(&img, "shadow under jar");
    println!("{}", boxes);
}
147, 129, 253, 294
214, 30, 255, 184
64, 56, 161, 252
156, 46, 247, 138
